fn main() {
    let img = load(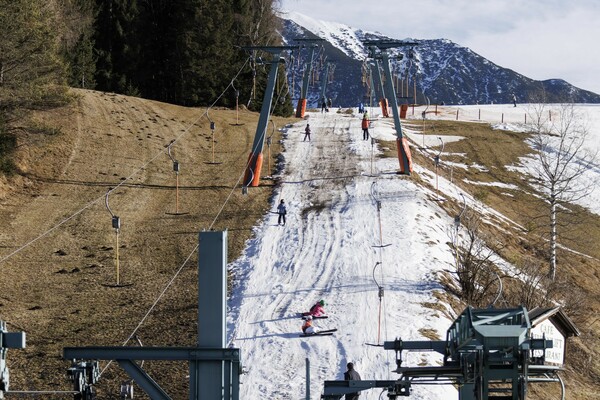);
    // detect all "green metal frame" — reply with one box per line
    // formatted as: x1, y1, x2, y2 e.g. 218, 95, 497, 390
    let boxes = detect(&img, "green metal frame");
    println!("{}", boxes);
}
323, 306, 560, 400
